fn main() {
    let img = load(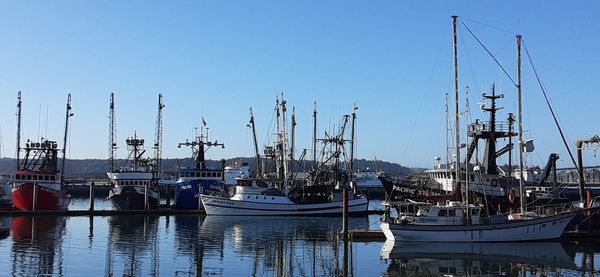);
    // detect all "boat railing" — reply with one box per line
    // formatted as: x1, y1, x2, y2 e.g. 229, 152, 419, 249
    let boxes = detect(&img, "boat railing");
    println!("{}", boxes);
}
468, 121, 512, 134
